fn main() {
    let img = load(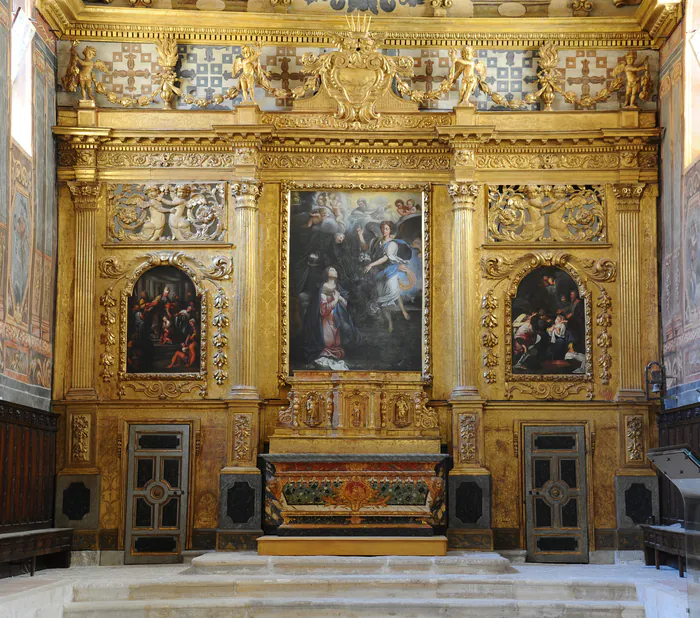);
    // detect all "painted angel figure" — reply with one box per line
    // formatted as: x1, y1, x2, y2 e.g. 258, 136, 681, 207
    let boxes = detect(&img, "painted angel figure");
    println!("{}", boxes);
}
448, 47, 486, 107
613, 52, 651, 109
233, 45, 264, 103
62, 41, 111, 101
